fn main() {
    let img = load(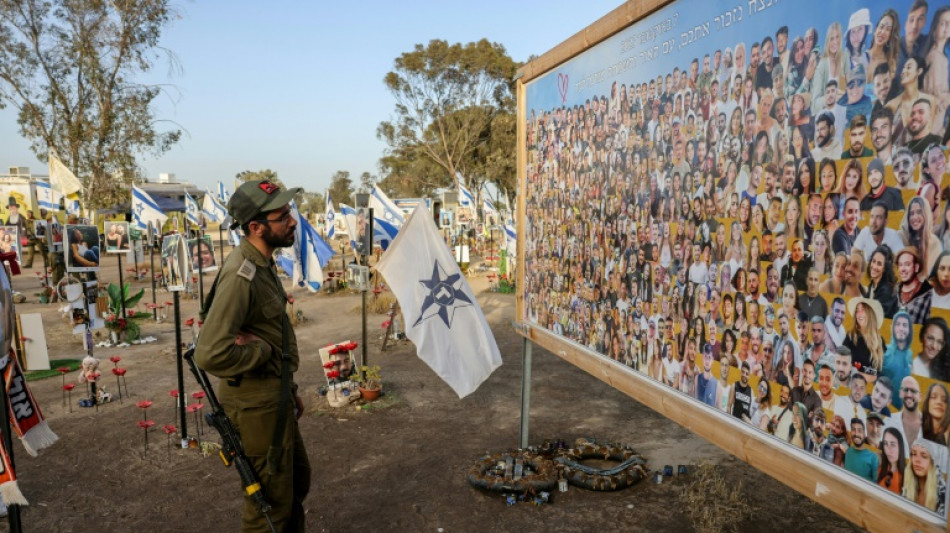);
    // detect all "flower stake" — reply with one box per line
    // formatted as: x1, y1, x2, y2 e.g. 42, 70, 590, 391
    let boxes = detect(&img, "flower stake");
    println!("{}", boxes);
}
63, 383, 75, 412
138, 420, 155, 454
191, 392, 206, 436
169, 390, 179, 422
109, 356, 123, 401
136, 399, 153, 422
186, 403, 204, 446
163, 424, 177, 456
58, 366, 71, 406
112, 368, 128, 401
